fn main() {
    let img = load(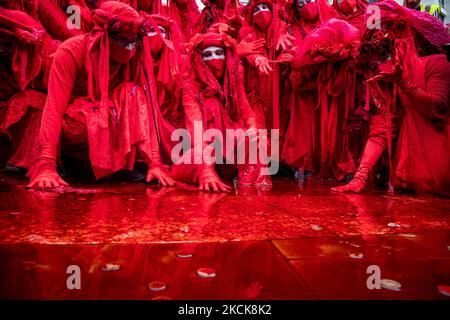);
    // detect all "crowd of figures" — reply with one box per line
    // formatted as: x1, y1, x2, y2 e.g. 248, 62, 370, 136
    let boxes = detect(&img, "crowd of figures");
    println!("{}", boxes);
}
0, 0, 449, 196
